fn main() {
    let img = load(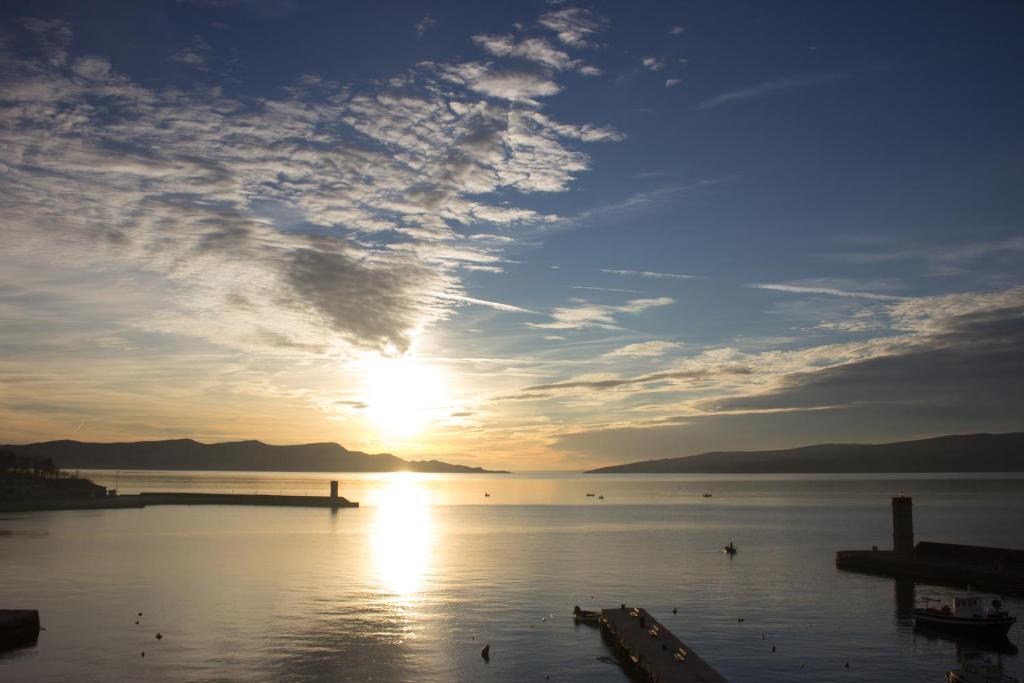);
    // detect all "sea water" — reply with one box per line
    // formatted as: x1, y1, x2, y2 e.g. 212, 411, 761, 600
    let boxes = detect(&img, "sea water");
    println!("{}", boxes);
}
2, 472, 1023, 682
